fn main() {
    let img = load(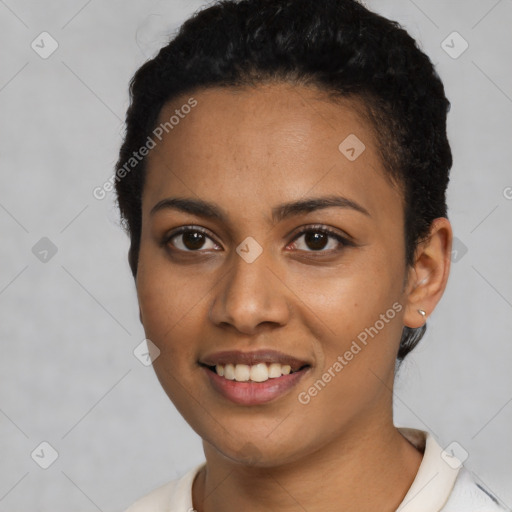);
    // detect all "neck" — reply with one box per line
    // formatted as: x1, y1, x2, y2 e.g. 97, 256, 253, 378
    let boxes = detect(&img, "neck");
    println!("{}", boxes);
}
192, 417, 423, 512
